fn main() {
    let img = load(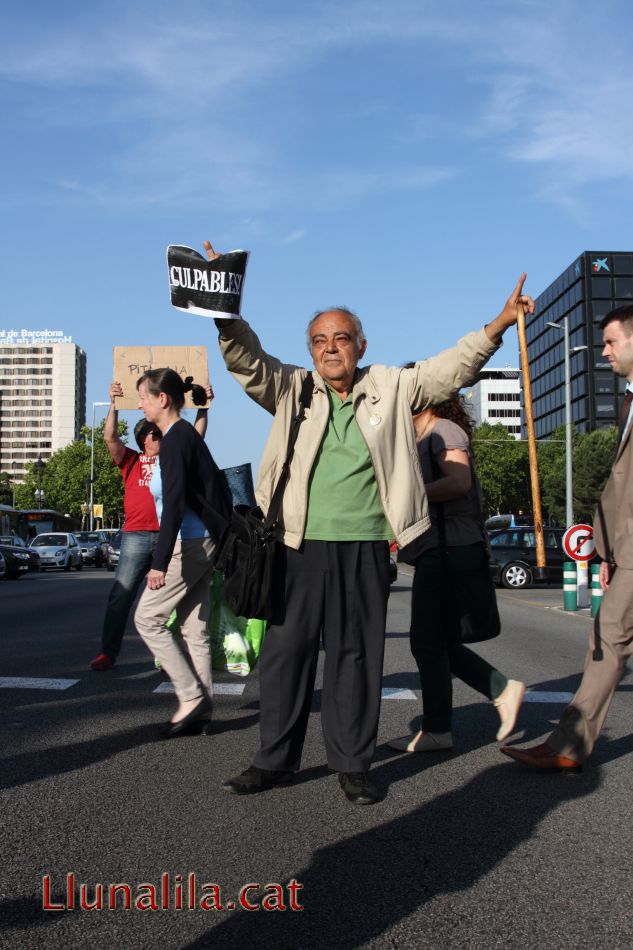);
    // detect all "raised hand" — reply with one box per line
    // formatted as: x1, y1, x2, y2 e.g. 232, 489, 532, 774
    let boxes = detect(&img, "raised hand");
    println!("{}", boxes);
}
203, 240, 222, 261
499, 273, 535, 327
